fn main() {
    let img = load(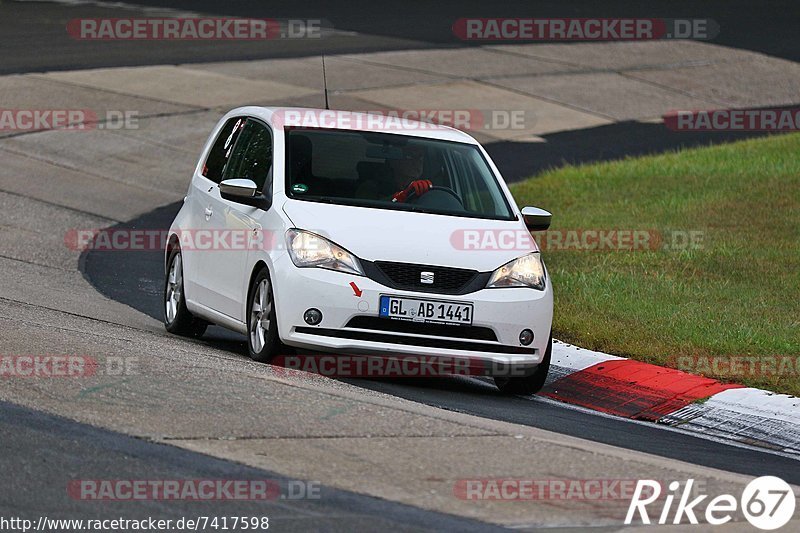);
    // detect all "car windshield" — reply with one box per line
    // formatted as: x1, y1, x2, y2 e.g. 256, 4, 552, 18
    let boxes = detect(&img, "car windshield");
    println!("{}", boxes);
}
285, 128, 515, 220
